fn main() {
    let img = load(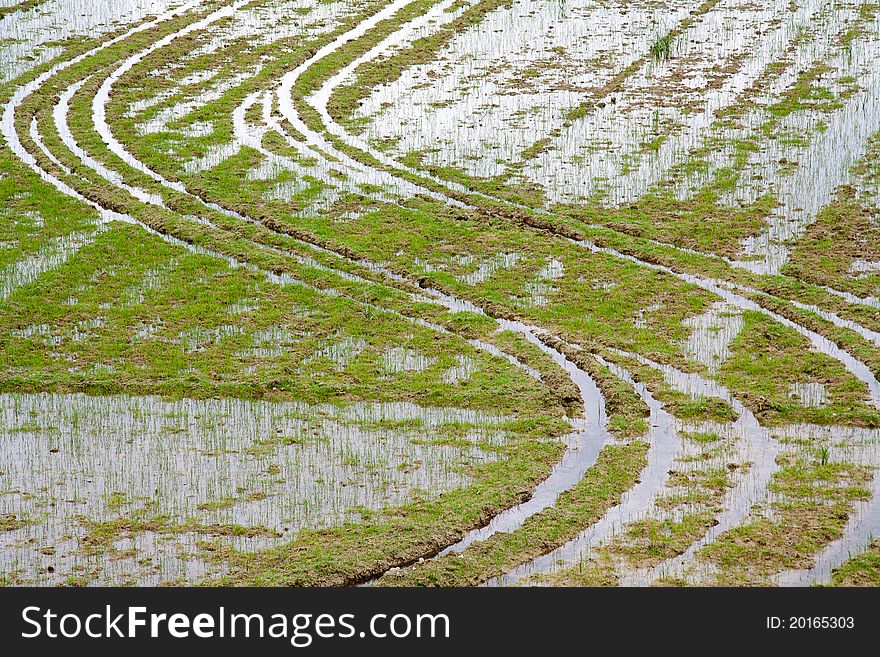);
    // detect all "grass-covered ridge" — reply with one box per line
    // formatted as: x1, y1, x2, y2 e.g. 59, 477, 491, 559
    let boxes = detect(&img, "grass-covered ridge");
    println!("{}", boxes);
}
2, 0, 880, 587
